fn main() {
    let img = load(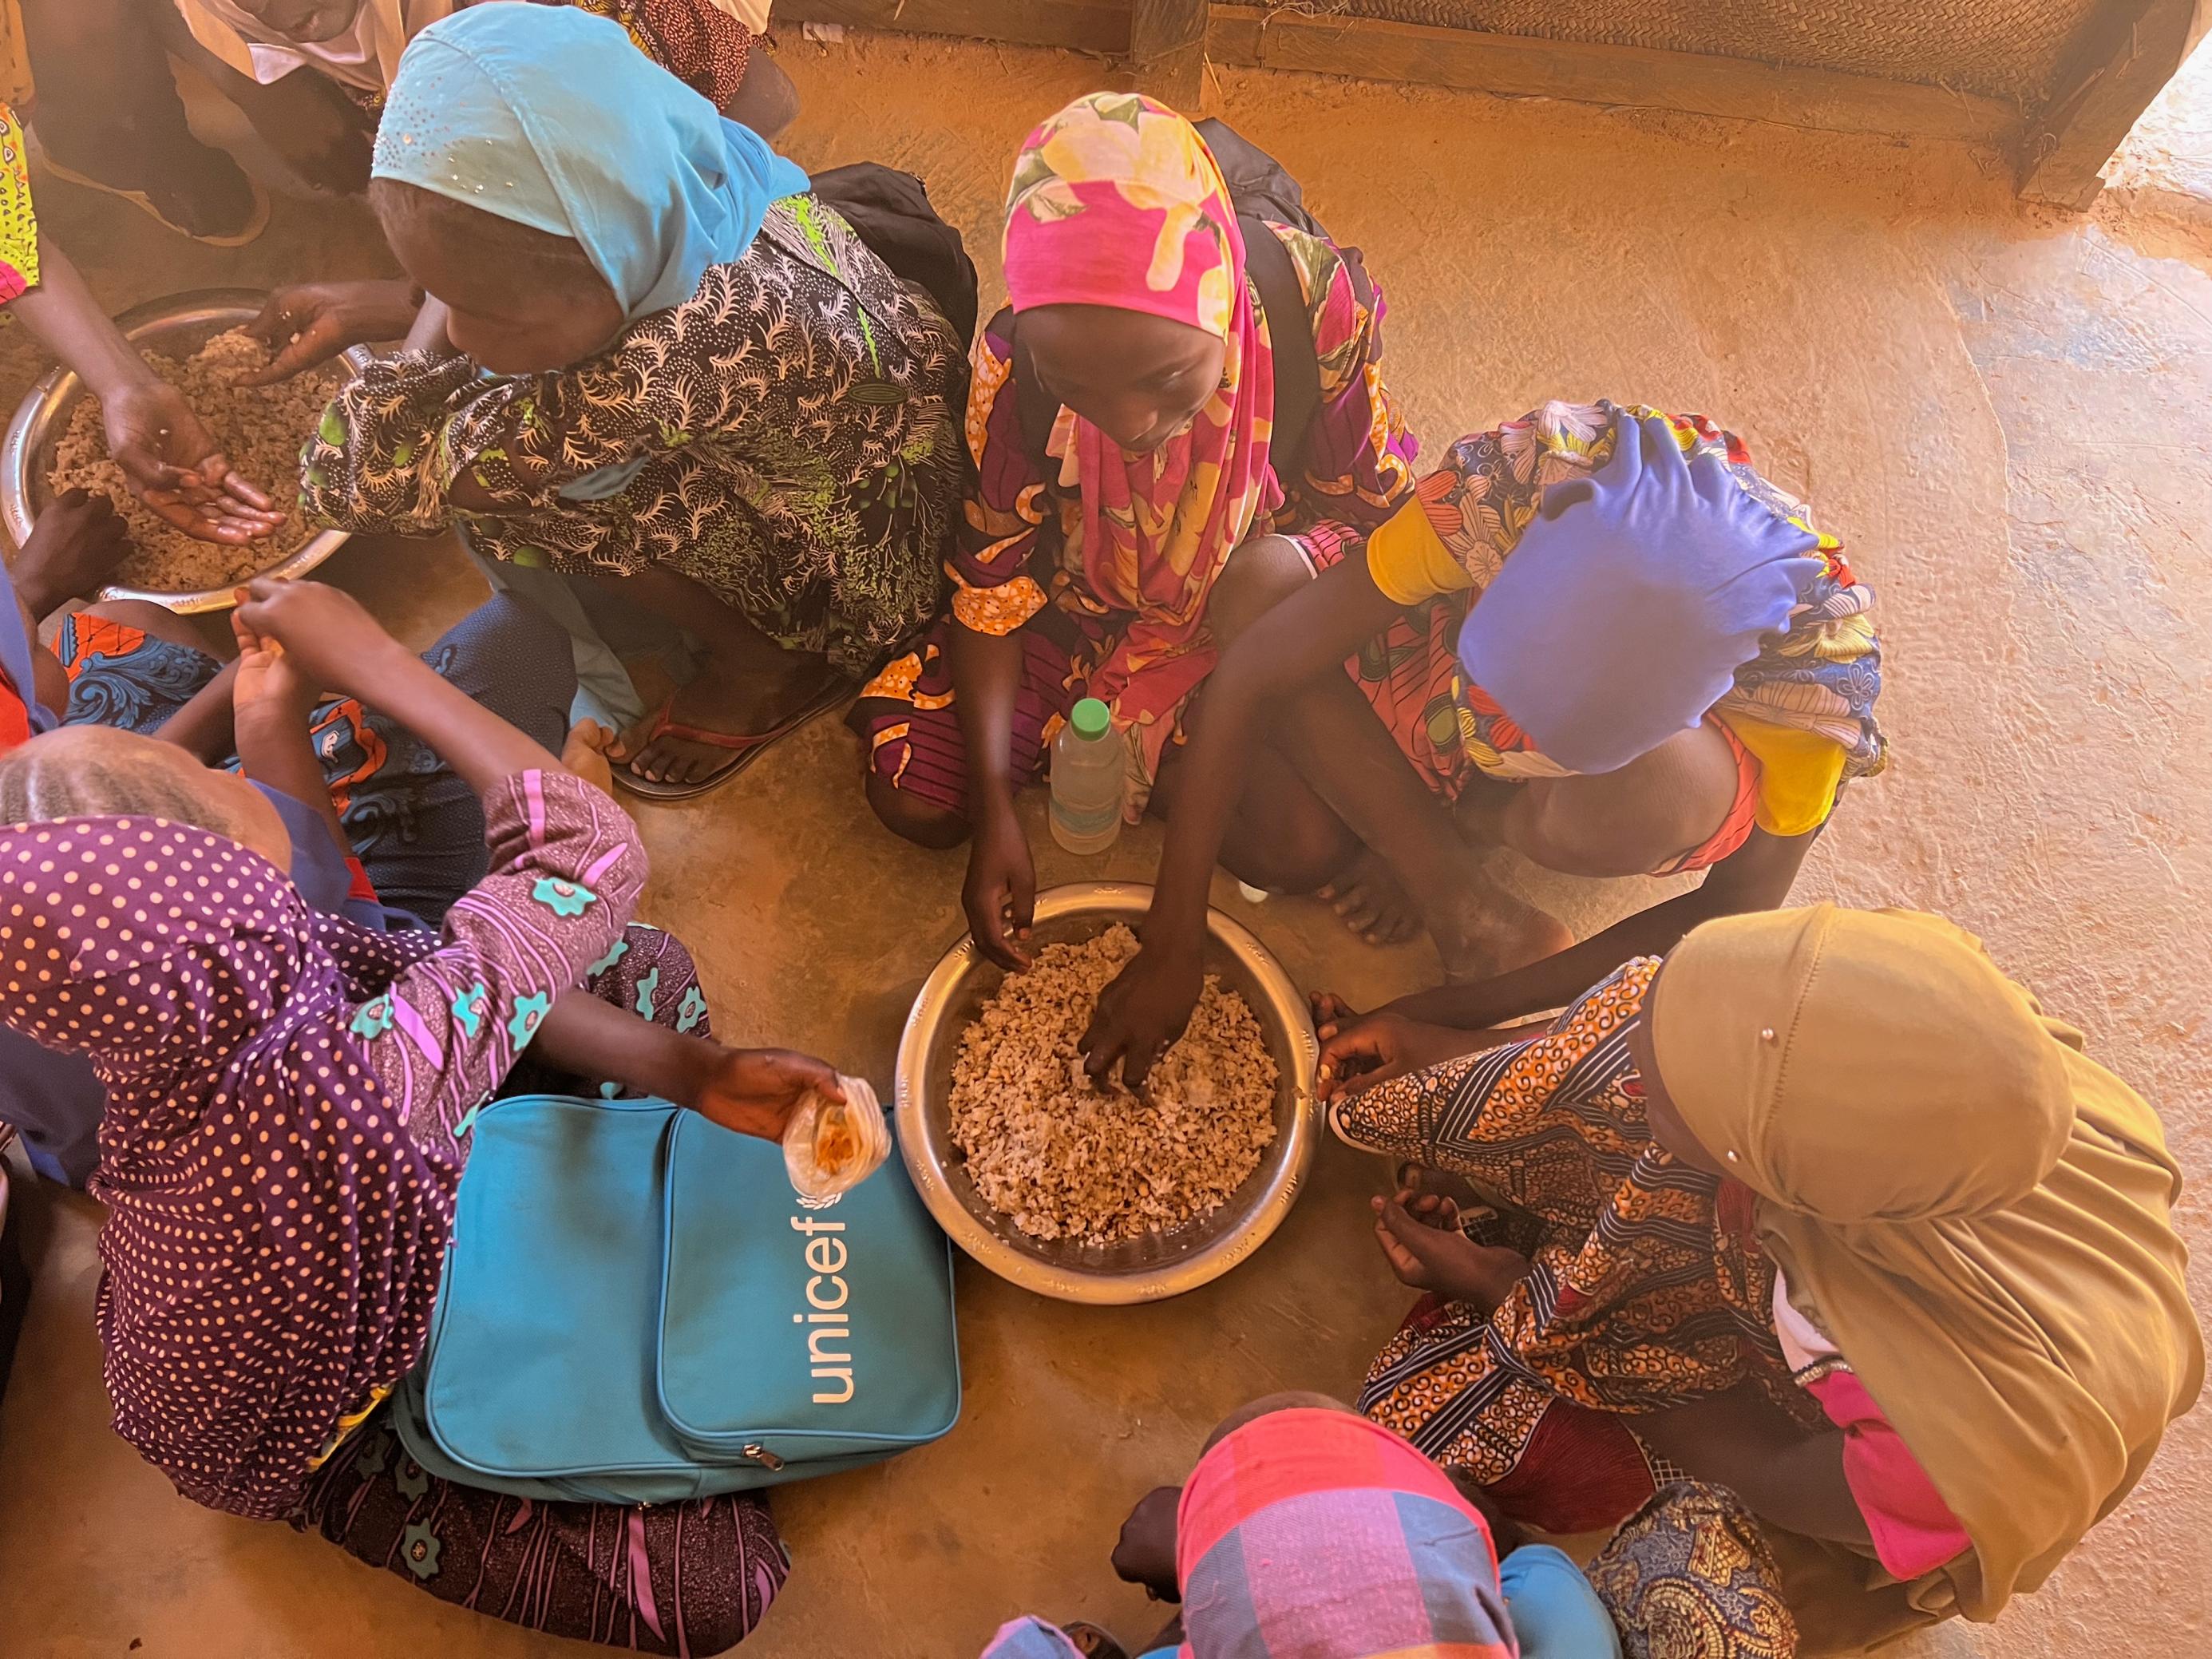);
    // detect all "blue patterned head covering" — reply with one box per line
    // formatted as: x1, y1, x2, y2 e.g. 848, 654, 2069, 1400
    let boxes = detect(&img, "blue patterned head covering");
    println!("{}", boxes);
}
371, 4, 809, 322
